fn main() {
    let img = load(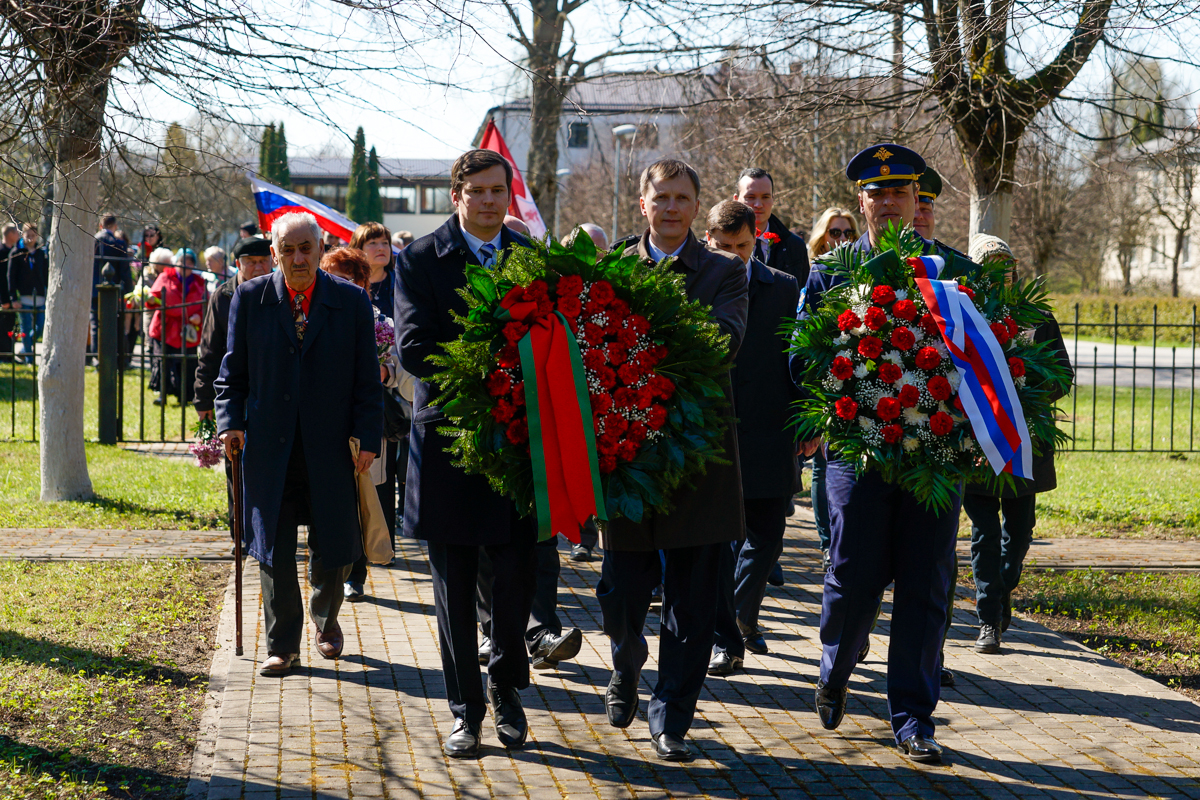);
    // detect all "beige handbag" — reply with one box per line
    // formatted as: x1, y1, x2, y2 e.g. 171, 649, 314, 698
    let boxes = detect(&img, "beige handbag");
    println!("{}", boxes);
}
349, 437, 393, 565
